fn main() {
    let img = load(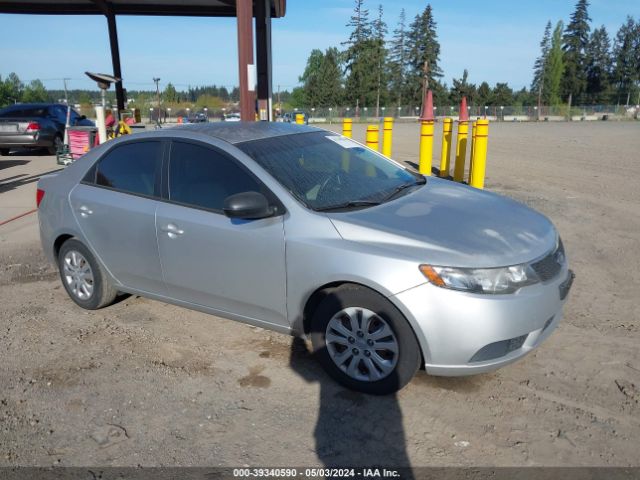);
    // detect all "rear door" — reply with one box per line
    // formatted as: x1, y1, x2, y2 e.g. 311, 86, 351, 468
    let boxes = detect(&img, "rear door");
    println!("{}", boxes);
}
69, 140, 167, 295
156, 139, 287, 327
